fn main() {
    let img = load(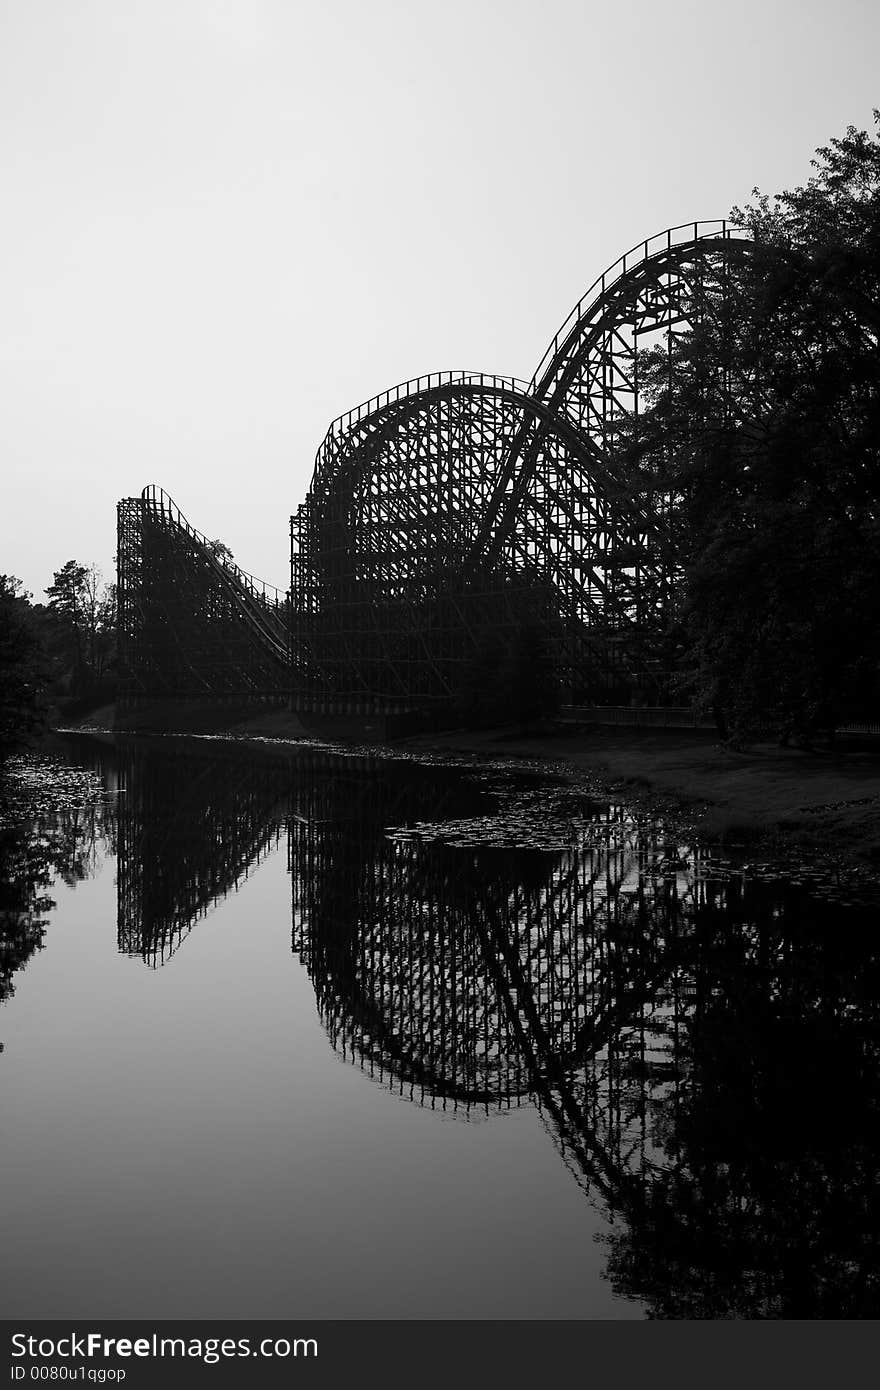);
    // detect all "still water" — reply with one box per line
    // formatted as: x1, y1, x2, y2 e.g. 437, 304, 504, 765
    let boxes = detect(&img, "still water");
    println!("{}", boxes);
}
2, 731, 879, 1319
